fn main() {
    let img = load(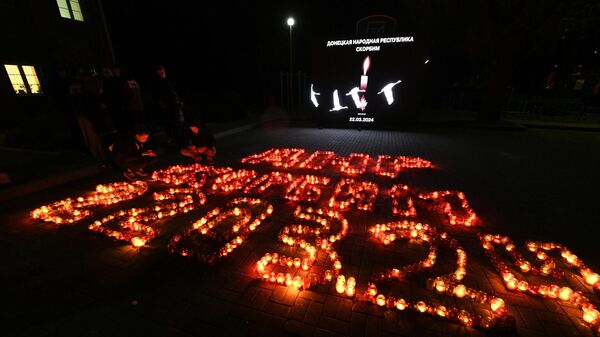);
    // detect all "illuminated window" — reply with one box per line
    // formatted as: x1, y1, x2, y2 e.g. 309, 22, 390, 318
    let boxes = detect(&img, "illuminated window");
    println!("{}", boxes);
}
22, 66, 43, 94
4, 64, 44, 95
56, 0, 84, 21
